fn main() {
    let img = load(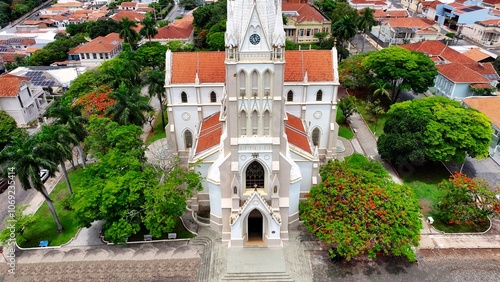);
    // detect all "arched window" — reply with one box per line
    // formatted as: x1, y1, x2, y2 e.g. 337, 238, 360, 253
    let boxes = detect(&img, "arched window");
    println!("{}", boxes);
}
184, 130, 193, 148
240, 110, 247, 136
252, 110, 258, 135
210, 91, 216, 103
287, 90, 293, 102
181, 92, 188, 103
239, 72, 246, 97
312, 128, 320, 146
264, 70, 271, 95
263, 110, 270, 135
246, 161, 265, 189
251, 71, 258, 95
316, 90, 323, 101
